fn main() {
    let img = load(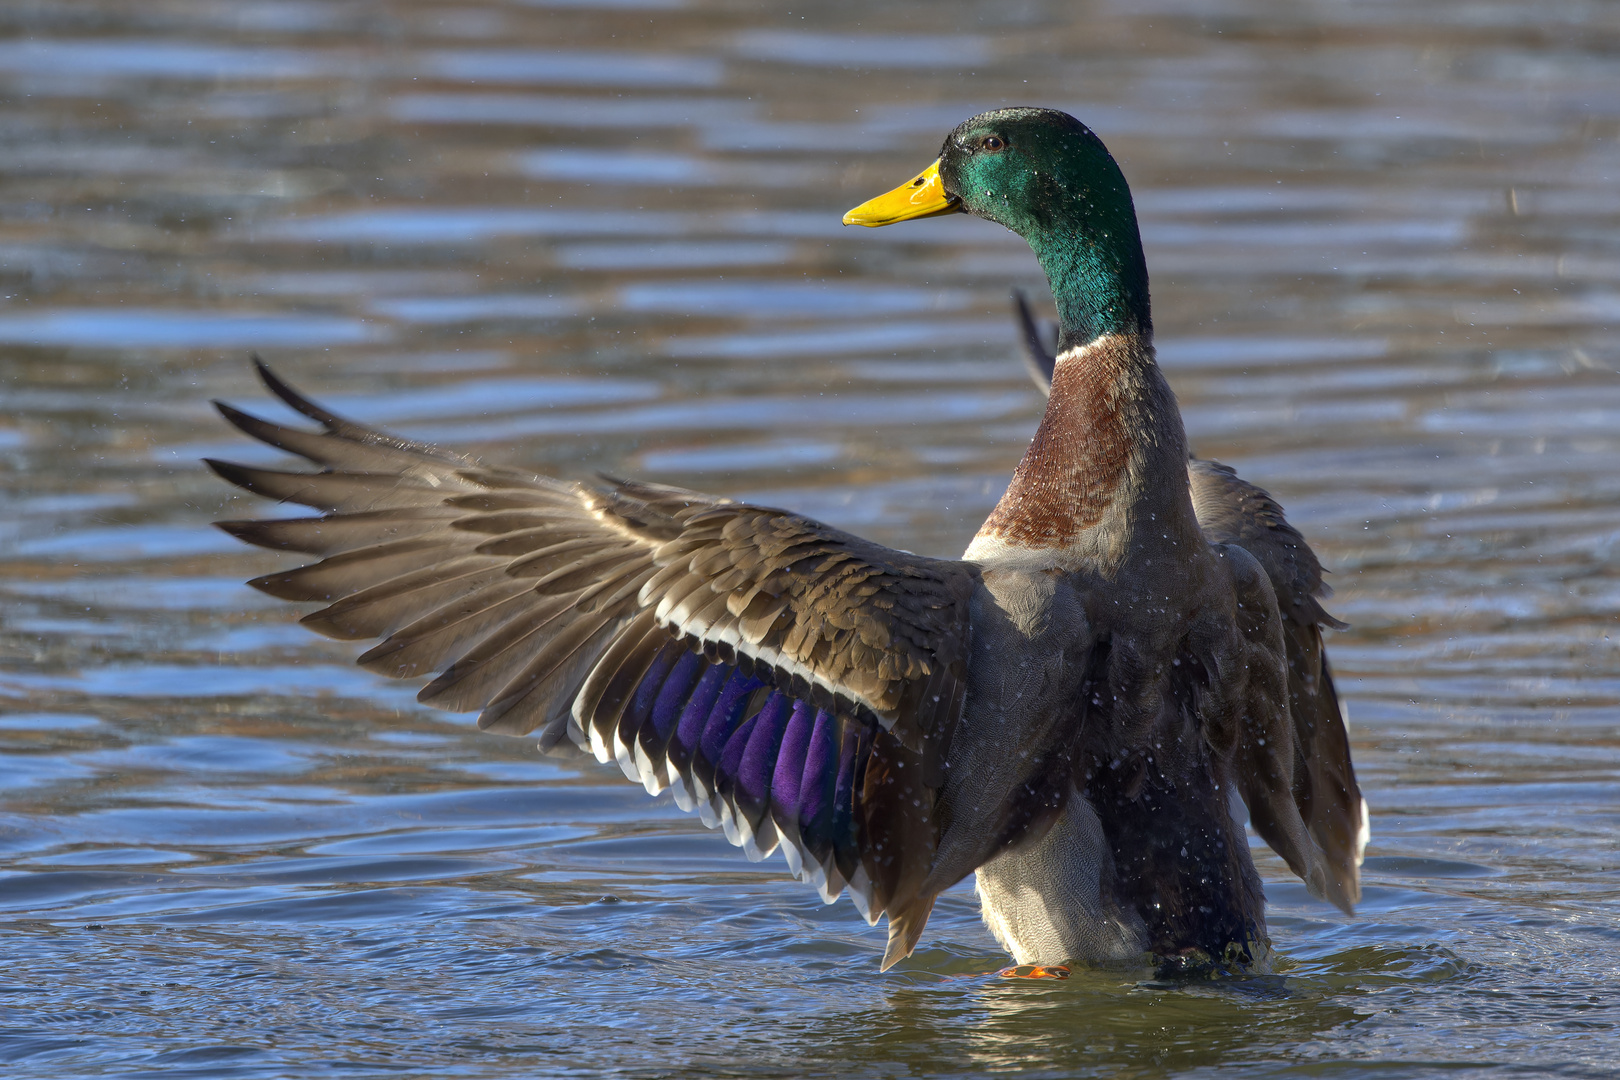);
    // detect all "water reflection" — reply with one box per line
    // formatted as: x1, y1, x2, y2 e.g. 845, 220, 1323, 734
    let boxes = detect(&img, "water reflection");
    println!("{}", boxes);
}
0, 310, 384, 348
